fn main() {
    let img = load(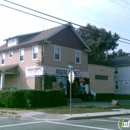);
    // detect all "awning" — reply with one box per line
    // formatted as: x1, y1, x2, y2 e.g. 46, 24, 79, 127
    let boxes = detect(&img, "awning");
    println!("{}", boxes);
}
0, 64, 18, 73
